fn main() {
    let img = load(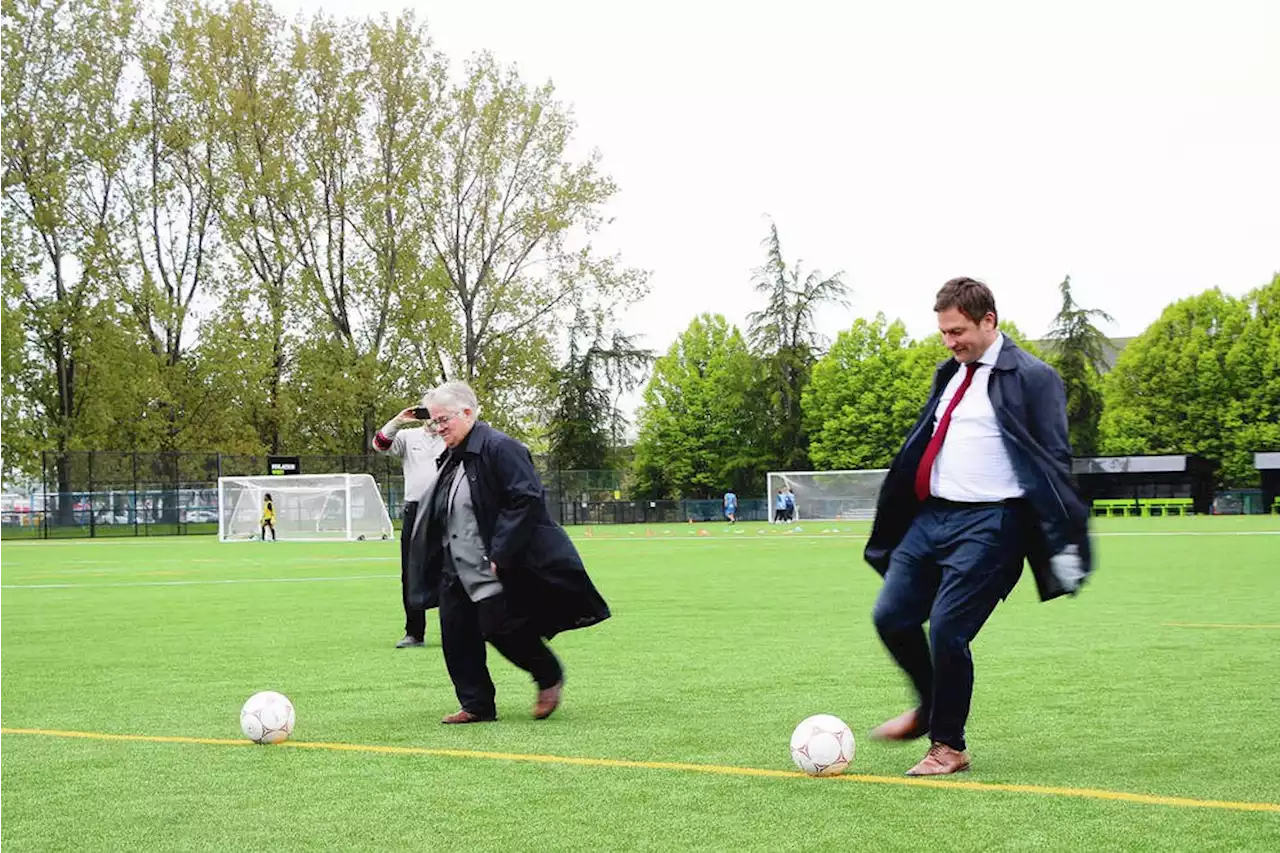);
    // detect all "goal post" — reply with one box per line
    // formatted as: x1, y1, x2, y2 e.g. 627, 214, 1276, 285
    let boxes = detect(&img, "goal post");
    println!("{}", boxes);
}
217, 473, 394, 542
765, 469, 889, 523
